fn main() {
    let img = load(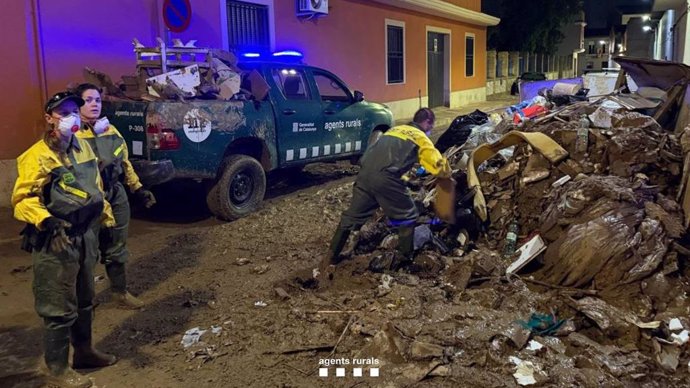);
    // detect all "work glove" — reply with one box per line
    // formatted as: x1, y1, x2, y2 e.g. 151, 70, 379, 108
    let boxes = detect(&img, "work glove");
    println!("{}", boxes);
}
134, 188, 157, 208
436, 159, 453, 179
42, 217, 72, 253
